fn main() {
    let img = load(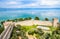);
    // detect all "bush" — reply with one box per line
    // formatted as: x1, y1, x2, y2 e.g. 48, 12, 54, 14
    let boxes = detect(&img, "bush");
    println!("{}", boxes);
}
0, 25, 4, 34
21, 36, 28, 39
34, 29, 38, 34
11, 34, 18, 39
24, 17, 32, 20
16, 25, 21, 30
52, 26, 60, 35
45, 18, 49, 21
34, 17, 40, 20
36, 29, 44, 35
28, 28, 44, 36
28, 30, 34, 35
20, 30, 26, 37
43, 33, 50, 39
18, 18, 24, 21
0, 21, 5, 24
